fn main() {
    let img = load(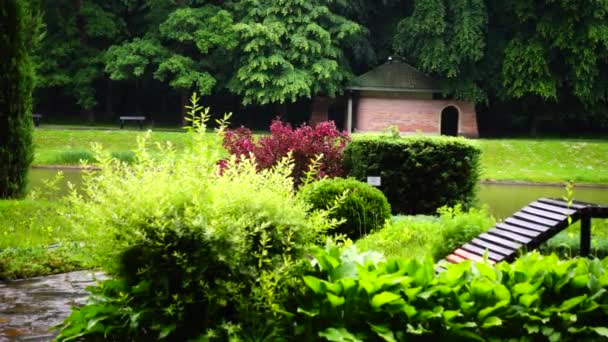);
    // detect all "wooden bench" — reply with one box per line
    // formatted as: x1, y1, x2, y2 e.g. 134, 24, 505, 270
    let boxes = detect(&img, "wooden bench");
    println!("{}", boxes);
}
119, 116, 146, 129
436, 198, 608, 273
32, 113, 42, 127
